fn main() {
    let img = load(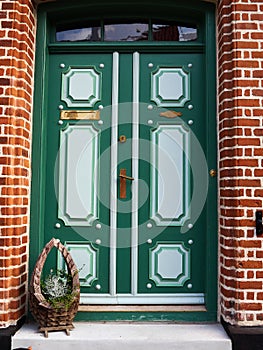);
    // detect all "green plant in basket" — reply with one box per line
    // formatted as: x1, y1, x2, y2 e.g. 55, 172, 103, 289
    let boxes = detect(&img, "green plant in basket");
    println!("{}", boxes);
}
41, 269, 76, 310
